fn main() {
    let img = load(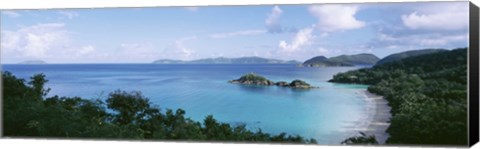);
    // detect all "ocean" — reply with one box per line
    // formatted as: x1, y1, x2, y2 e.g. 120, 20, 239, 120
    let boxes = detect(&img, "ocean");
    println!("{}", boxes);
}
2, 64, 370, 144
